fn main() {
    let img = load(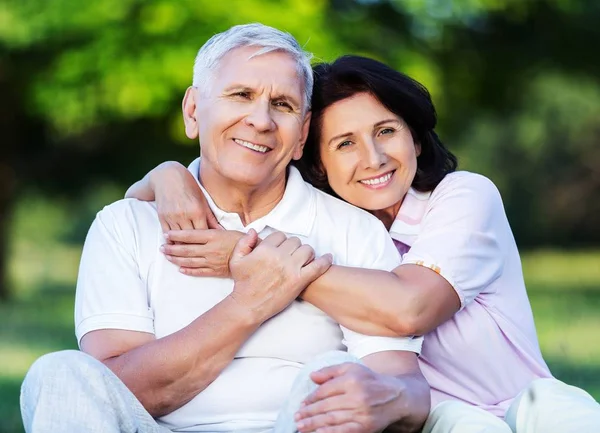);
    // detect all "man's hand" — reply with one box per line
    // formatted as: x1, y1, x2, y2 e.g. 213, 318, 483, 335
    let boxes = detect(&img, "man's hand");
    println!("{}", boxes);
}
294, 363, 409, 433
228, 230, 333, 323
161, 229, 244, 277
